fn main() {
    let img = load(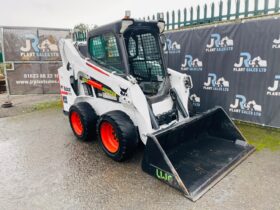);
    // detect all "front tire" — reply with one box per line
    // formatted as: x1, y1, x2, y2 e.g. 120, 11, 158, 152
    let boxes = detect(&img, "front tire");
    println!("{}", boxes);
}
69, 102, 98, 141
97, 111, 138, 162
